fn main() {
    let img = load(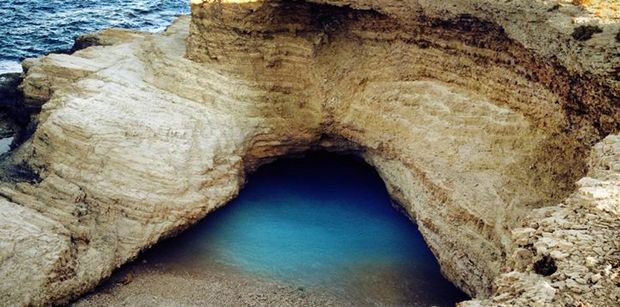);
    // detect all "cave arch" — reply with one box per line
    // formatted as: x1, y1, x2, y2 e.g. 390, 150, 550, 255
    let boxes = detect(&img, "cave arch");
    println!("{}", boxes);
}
183, 0, 617, 297
1, 0, 618, 306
